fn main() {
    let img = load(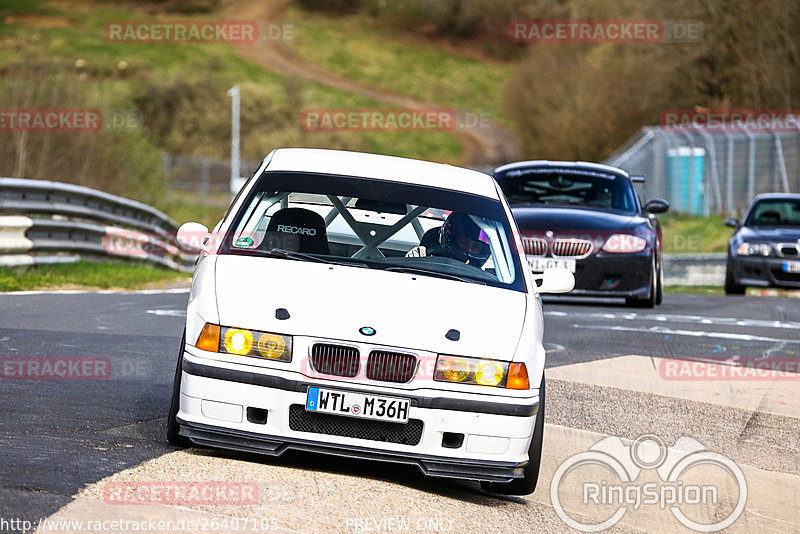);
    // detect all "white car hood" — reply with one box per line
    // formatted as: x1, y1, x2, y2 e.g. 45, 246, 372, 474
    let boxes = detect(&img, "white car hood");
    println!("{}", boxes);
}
214, 255, 527, 360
